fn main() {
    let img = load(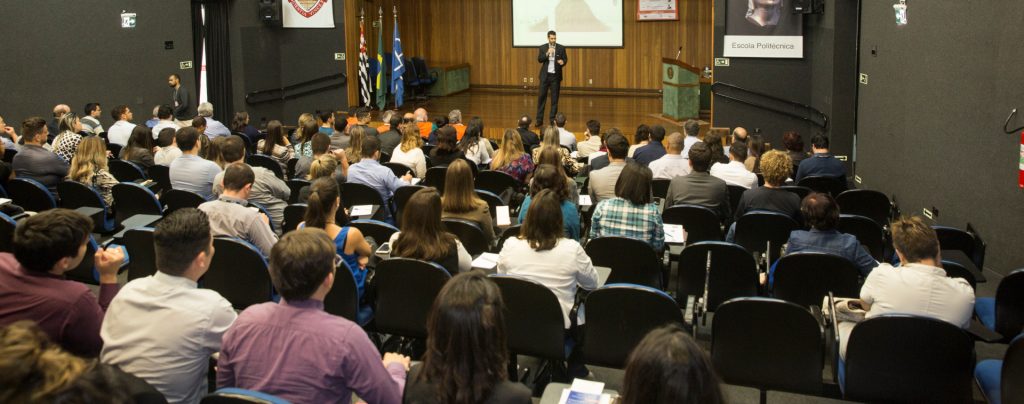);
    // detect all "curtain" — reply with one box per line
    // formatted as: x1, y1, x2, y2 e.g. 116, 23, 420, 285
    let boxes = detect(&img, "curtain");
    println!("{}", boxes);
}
192, 0, 233, 123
